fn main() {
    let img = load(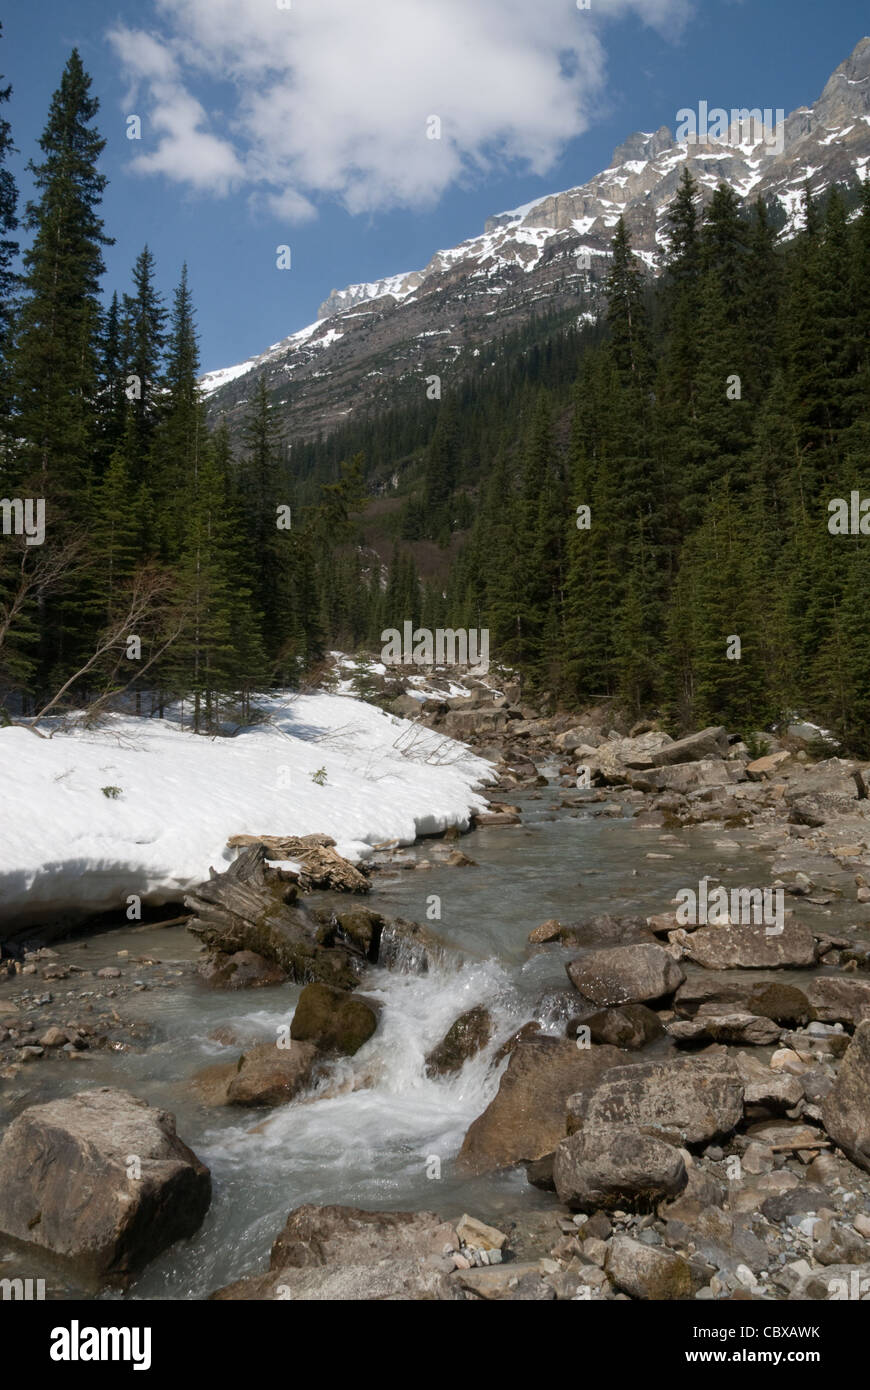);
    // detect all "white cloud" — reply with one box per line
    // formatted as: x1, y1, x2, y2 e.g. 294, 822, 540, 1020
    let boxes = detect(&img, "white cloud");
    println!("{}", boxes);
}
109, 0, 692, 217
